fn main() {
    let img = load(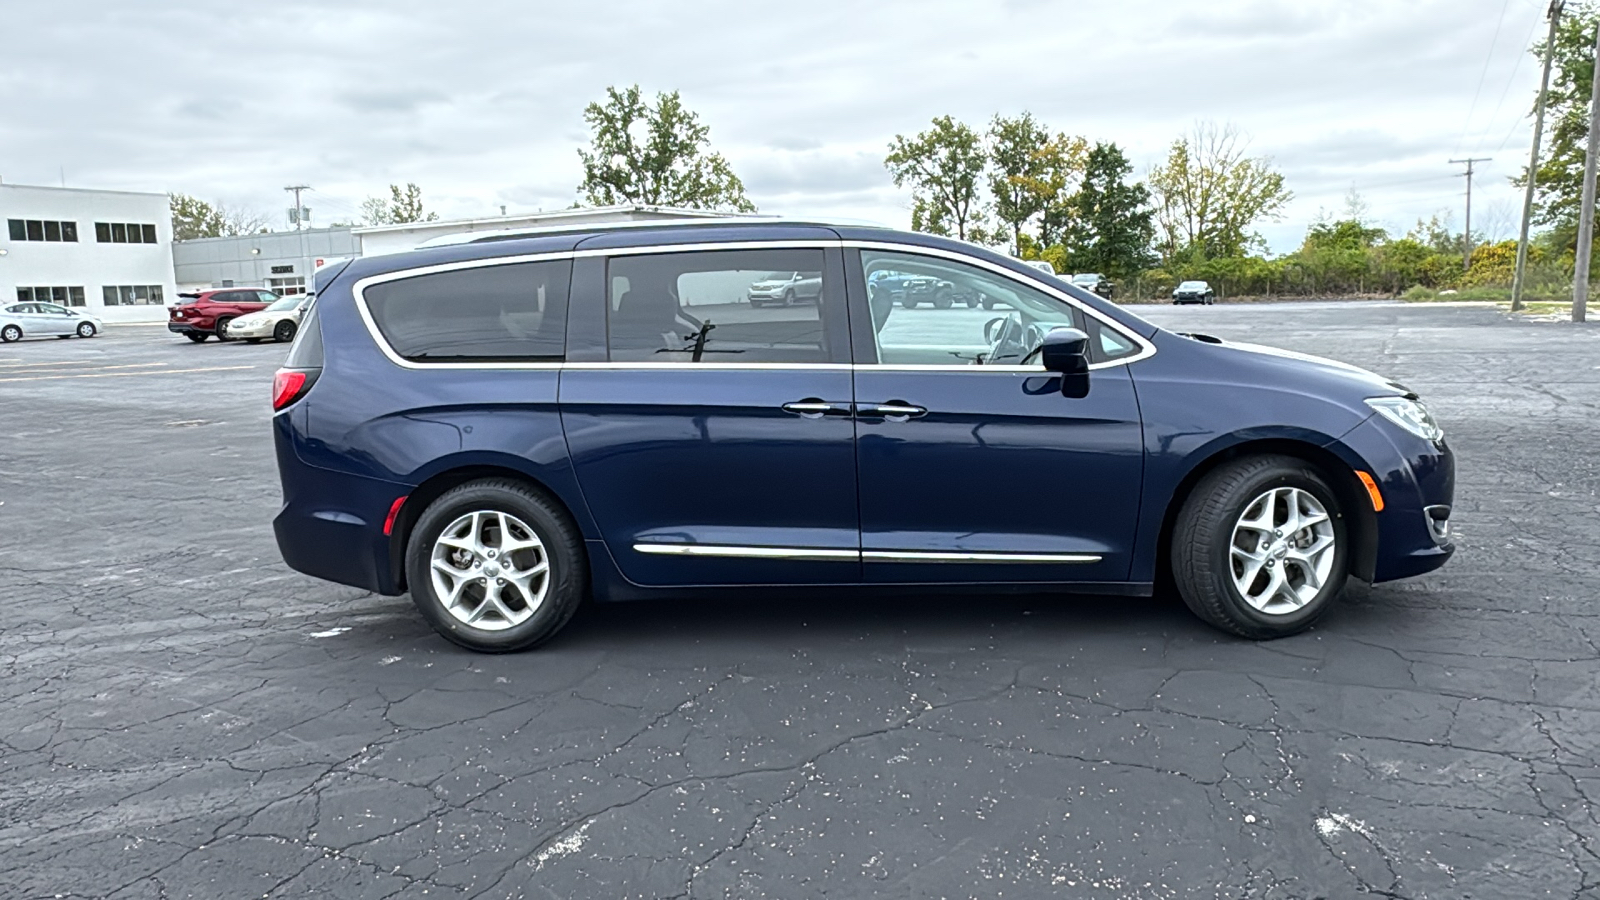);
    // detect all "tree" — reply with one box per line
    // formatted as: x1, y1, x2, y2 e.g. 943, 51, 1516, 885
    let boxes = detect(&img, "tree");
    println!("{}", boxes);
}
1522, 3, 1600, 229
168, 193, 269, 240
1148, 121, 1292, 260
361, 183, 439, 225
577, 85, 755, 212
987, 113, 1086, 254
1059, 142, 1156, 278
886, 115, 989, 242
